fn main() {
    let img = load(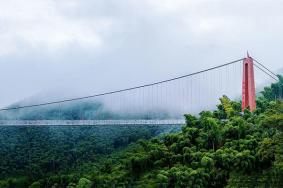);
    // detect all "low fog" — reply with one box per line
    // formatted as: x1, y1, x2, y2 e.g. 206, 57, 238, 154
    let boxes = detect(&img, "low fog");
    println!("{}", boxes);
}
0, 0, 283, 110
